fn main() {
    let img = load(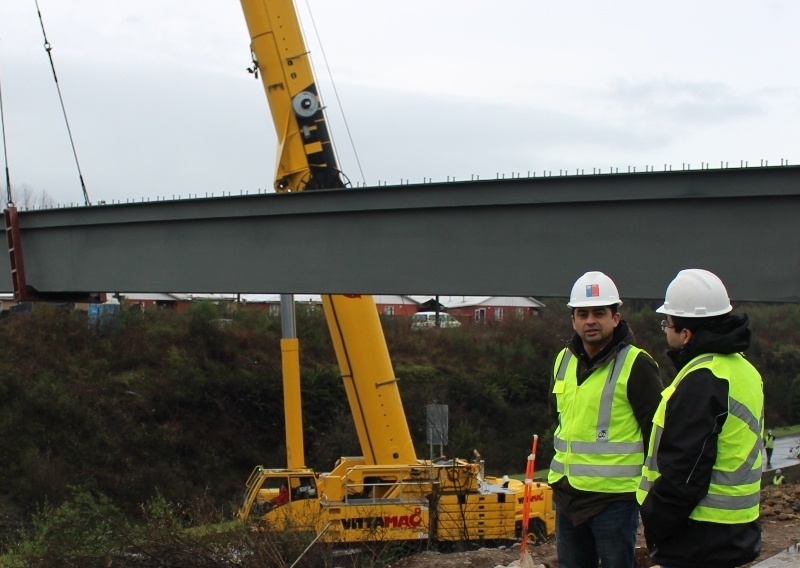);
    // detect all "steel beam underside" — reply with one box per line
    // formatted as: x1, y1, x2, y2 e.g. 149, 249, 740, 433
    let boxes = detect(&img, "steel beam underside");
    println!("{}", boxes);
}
3, 166, 799, 302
